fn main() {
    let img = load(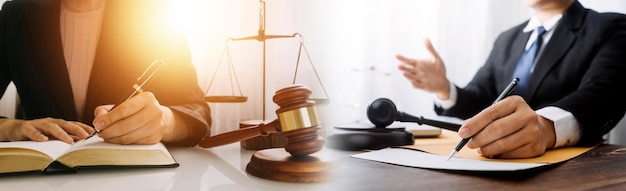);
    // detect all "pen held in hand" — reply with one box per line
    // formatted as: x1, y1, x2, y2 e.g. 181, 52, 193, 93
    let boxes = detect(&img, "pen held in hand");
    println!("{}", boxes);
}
83, 57, 169, 141
446, 78, 519, 161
